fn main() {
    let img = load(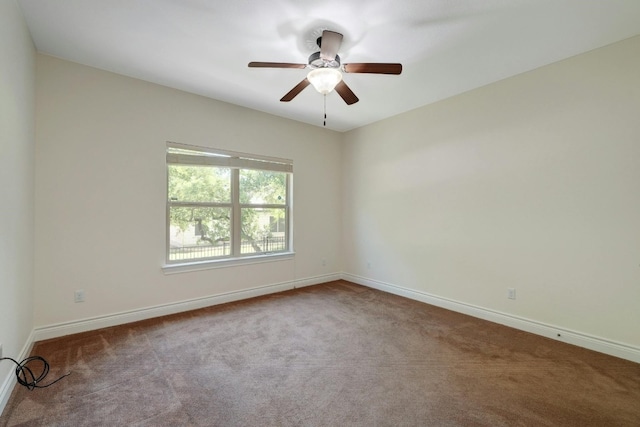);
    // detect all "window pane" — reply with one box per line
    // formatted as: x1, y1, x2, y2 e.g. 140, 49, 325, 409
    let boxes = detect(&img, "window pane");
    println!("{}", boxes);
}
168, 165, 231, 203
241, 208, 287, 254
169, 207, 231, 261
239, 170, 287, 205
